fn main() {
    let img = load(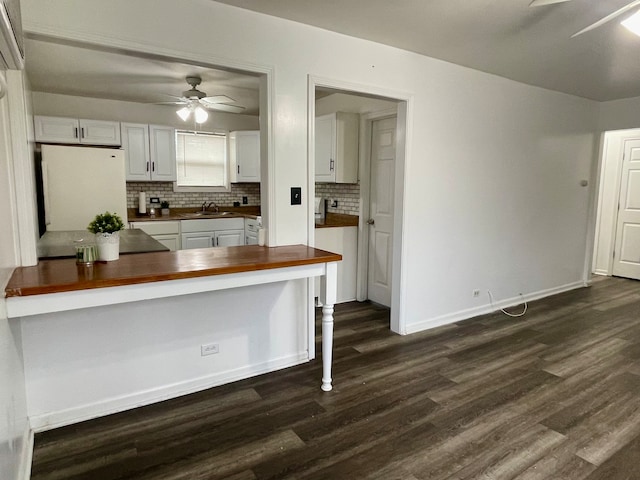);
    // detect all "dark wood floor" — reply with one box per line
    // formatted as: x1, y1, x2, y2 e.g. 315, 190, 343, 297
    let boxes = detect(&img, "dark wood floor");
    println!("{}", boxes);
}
31, 276, 640, 480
